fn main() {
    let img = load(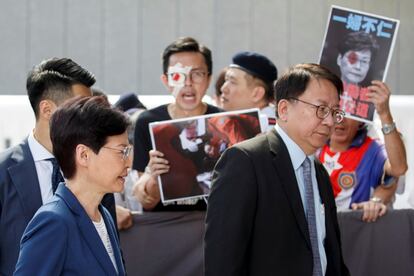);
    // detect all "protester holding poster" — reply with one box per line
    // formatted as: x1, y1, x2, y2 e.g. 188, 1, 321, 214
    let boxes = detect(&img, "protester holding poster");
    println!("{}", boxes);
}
318, 80, 407, 222
131, 37, 222, 211
319, 6, 407, 222
319, 5, 399, 122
